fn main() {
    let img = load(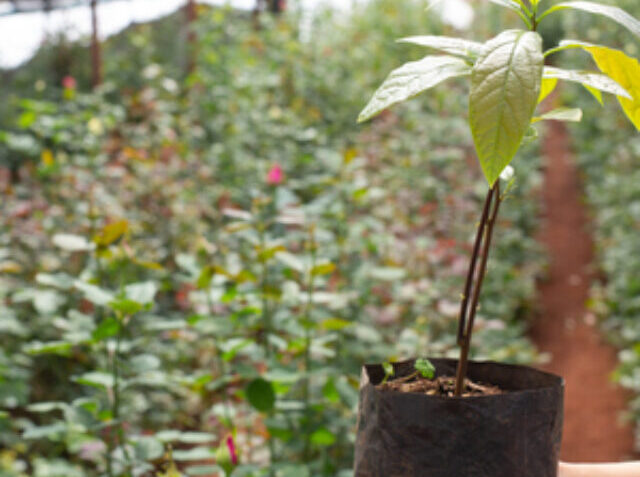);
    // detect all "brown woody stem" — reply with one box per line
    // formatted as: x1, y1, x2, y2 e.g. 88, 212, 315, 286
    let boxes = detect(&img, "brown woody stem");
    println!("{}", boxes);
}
454, 182, 502, 396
